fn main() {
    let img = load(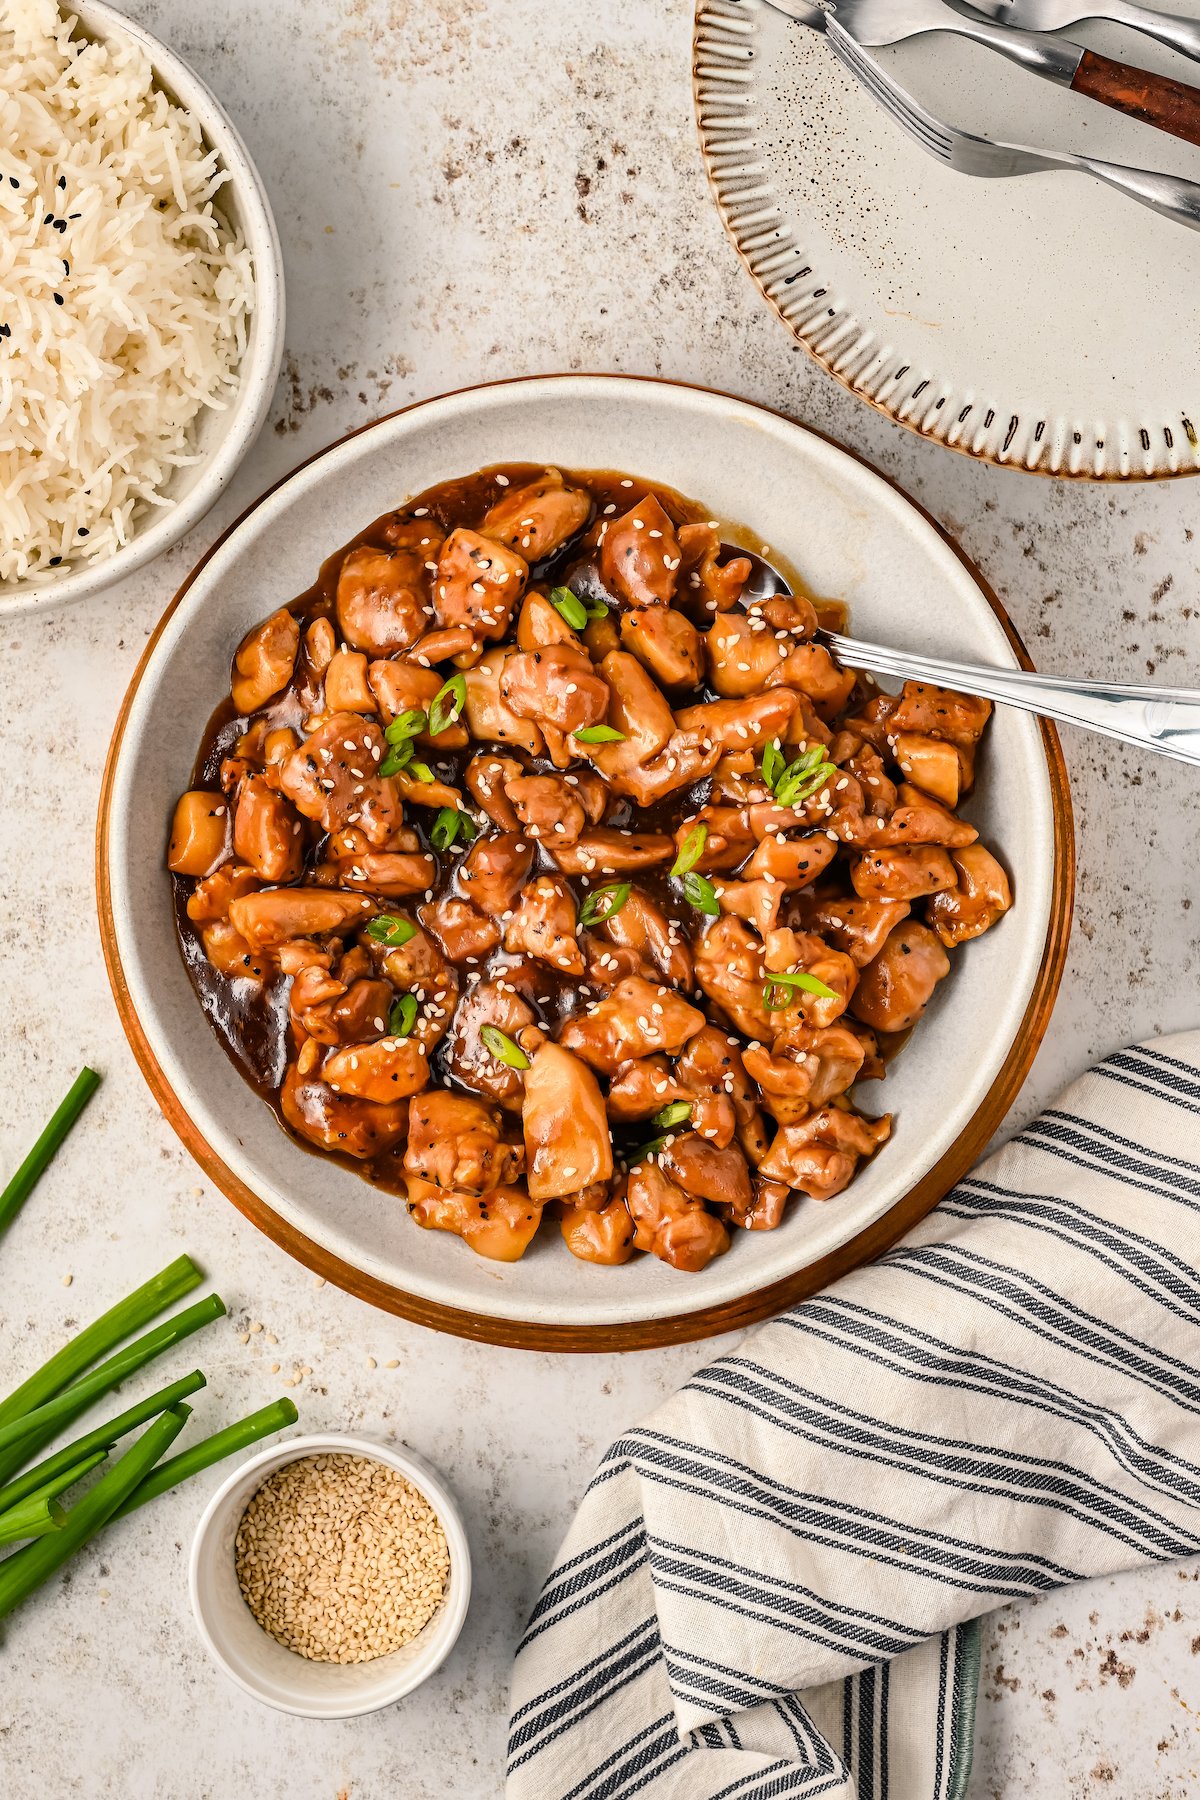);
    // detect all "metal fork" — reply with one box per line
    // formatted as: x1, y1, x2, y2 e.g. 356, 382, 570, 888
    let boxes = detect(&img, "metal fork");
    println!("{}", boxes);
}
779, 0, 1200, 228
